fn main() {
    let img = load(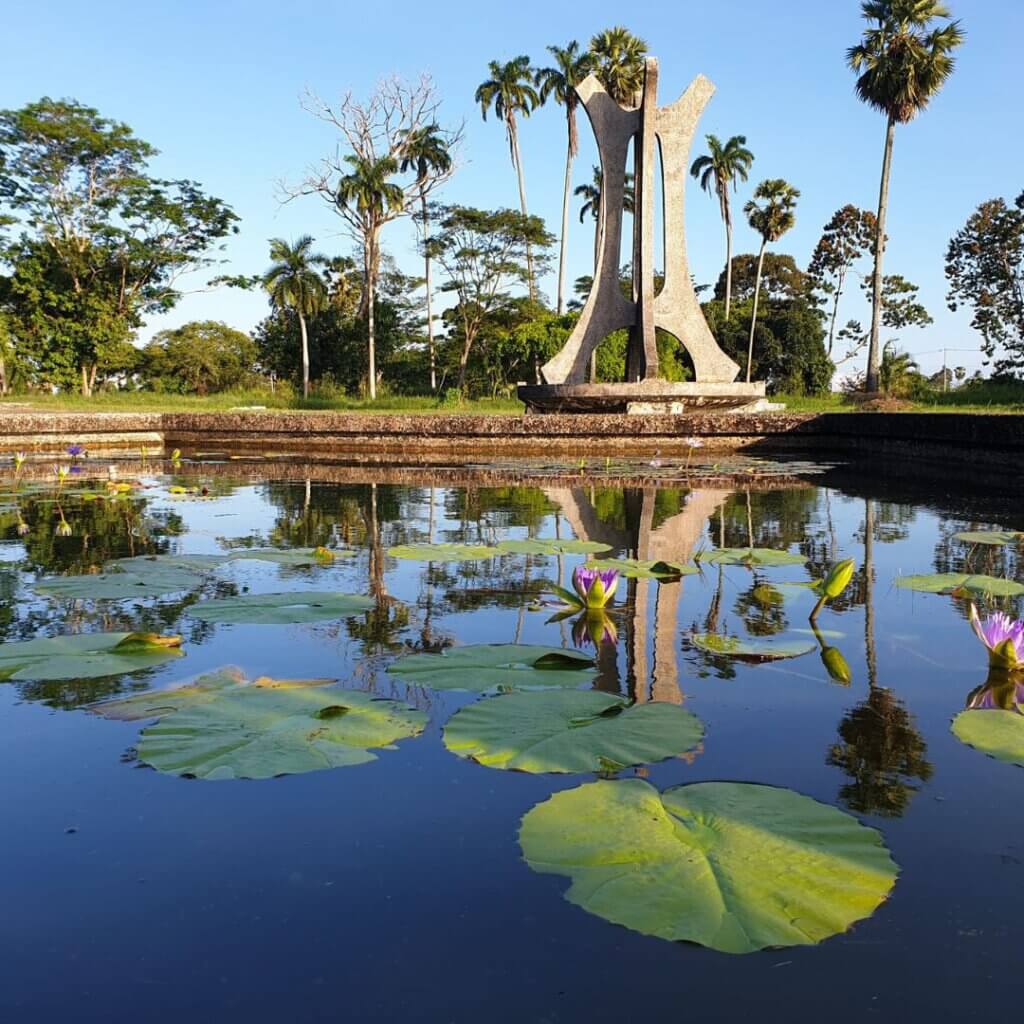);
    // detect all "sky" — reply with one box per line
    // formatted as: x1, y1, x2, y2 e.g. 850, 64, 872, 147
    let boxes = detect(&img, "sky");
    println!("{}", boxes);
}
2, 0, 1021, 383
